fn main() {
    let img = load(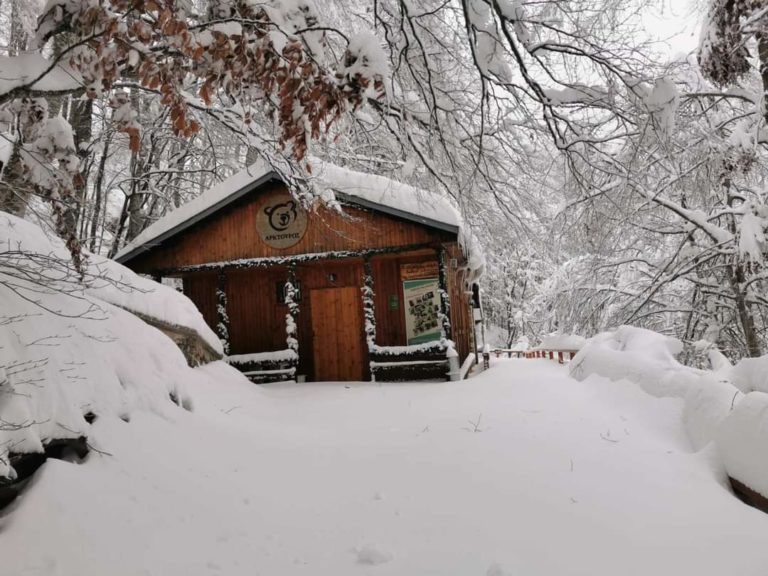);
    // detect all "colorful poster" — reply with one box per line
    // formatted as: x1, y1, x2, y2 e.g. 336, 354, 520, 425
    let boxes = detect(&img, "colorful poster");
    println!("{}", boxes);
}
403, 278, 442, 345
